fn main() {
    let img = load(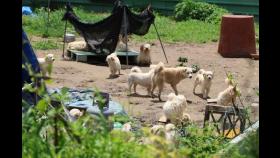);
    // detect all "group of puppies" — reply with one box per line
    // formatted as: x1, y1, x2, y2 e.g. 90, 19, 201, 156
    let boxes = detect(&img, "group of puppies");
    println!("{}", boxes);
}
39, 36, 240, 142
